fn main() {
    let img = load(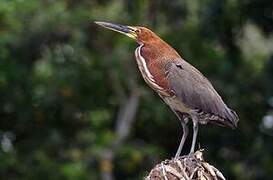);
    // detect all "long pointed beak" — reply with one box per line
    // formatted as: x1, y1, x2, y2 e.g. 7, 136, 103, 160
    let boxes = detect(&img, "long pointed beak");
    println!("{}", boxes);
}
94, 21, 137, 40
